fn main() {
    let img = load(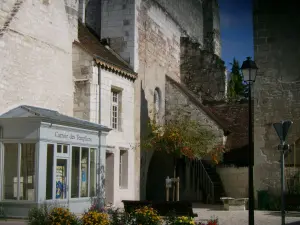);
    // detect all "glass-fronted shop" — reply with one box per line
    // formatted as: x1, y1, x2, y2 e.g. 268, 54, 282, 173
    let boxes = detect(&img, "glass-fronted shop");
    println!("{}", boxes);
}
0, 105, 110, 217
